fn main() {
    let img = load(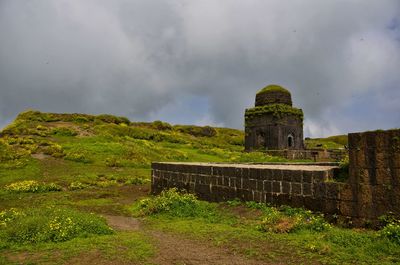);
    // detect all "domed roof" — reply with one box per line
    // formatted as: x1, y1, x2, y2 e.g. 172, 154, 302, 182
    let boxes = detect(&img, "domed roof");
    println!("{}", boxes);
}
256, 84, 291, 95
255, 84, 292, 106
